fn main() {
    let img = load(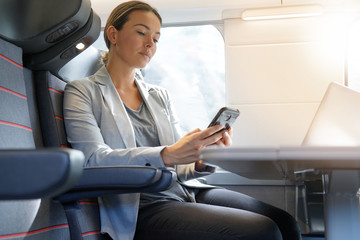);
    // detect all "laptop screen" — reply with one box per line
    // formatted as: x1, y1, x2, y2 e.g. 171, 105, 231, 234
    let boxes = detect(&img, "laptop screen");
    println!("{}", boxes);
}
302, 82, 360, 146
